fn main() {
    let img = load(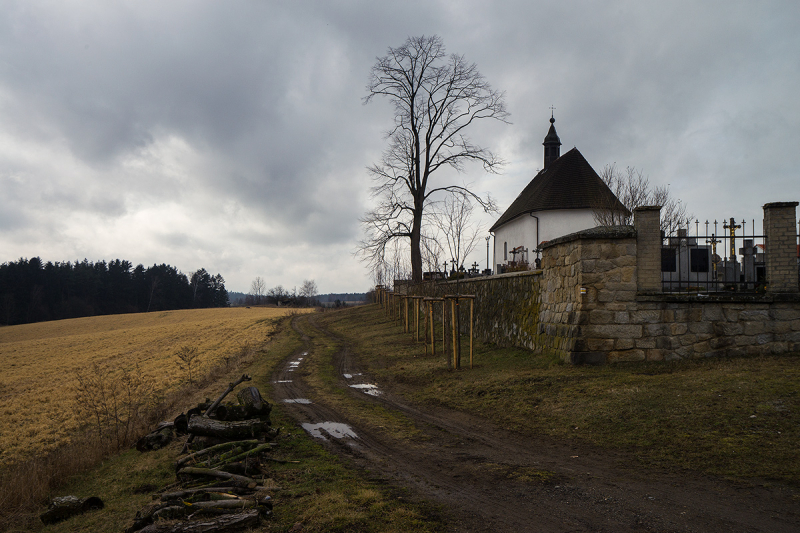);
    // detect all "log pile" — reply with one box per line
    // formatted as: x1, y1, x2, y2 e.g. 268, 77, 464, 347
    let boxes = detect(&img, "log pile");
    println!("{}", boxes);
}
125, 375, 282, 533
